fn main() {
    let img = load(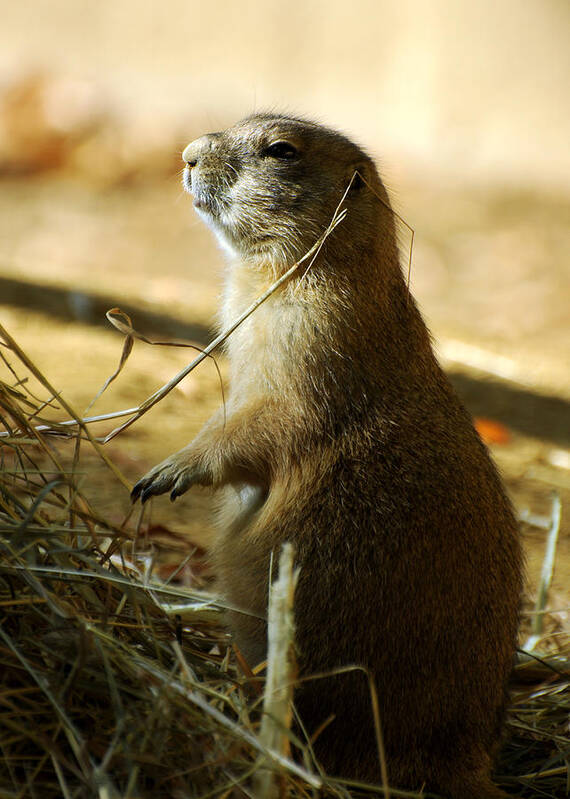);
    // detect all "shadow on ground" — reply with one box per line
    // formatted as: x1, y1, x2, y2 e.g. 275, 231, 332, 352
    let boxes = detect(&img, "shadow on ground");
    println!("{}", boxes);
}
3, 274, 569, 449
